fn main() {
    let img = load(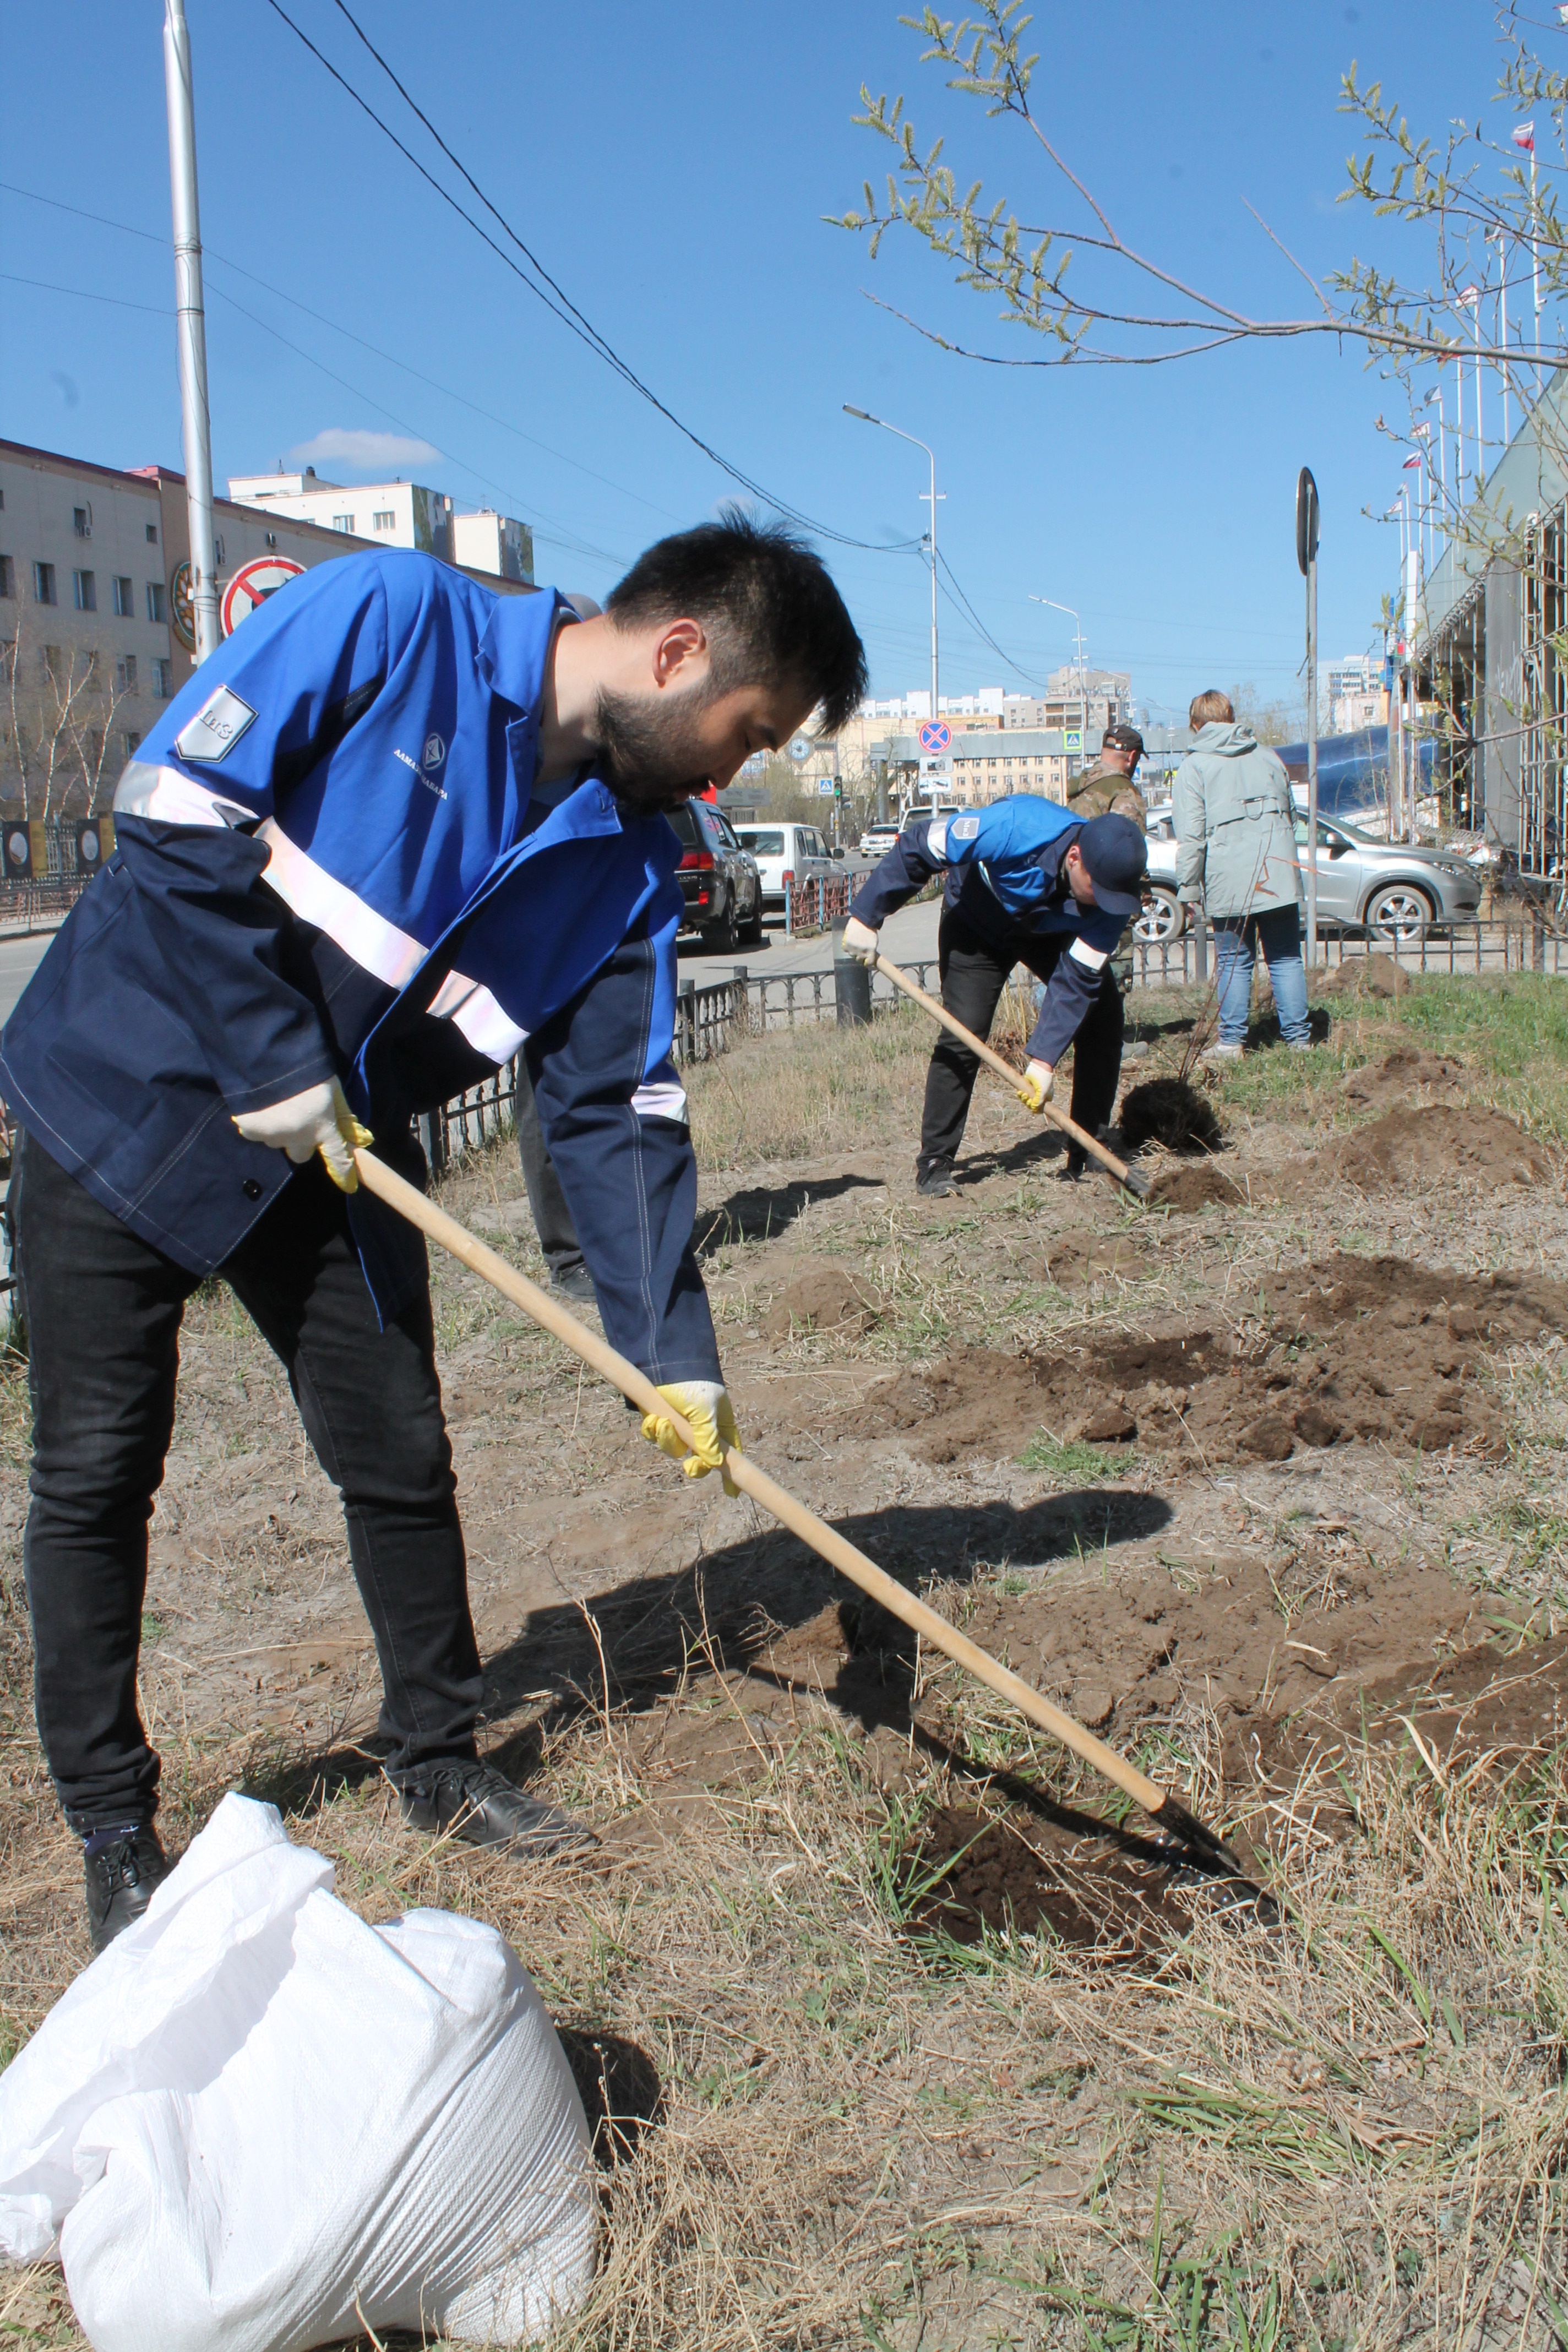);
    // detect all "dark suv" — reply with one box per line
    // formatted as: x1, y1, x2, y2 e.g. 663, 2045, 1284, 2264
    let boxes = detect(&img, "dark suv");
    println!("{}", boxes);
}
668, 799, 764, 949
